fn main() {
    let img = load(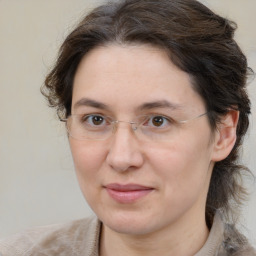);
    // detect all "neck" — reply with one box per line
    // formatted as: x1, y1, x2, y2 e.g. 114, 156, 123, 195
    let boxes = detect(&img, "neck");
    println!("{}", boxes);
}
99, 210, 209, 256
